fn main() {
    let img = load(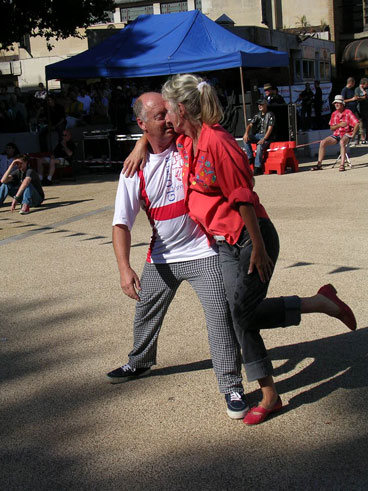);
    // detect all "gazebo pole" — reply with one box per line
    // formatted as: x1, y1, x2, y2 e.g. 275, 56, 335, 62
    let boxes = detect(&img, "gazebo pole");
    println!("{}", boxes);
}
239, 67, 247, 133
